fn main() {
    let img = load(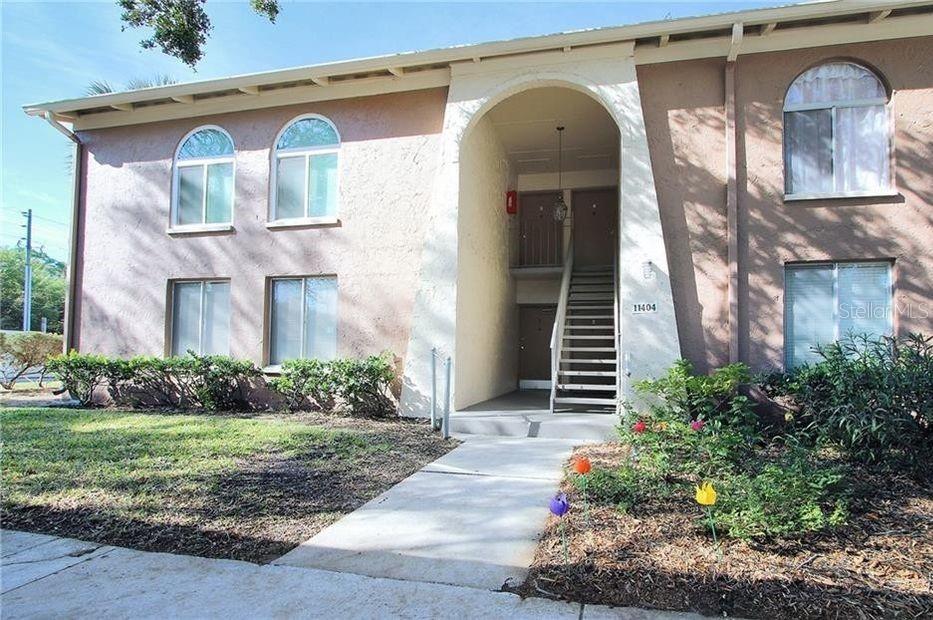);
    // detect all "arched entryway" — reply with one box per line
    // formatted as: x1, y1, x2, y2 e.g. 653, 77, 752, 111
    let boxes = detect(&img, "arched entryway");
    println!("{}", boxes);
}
454, 85, 621, 410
